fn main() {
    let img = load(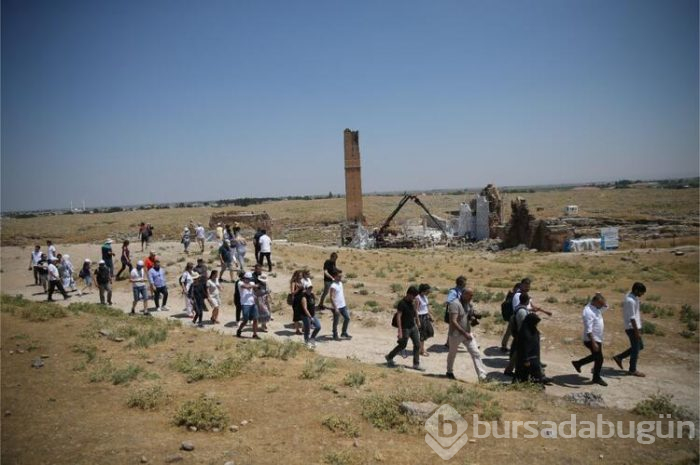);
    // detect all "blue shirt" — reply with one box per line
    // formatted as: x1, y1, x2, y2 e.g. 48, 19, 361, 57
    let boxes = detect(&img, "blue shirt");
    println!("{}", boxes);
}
446, 287, 463, 304
148, 267, 166, 288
